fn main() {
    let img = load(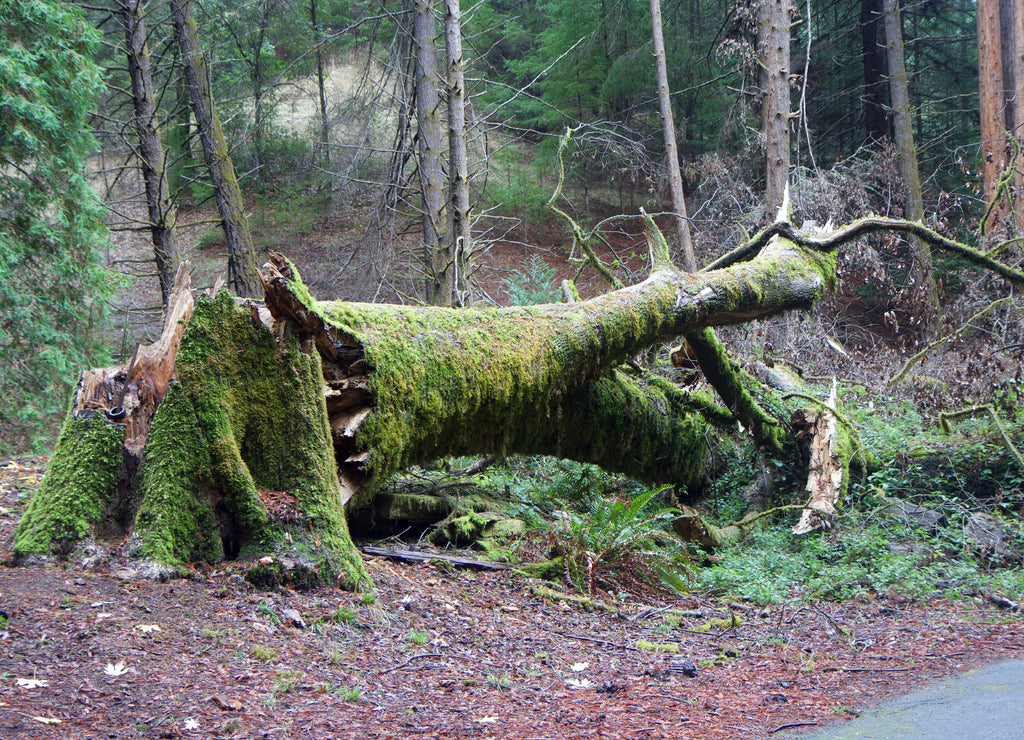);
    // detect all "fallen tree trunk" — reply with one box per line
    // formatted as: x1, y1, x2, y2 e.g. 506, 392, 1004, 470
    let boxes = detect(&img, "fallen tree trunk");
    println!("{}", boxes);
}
22, 214, 1013, 588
